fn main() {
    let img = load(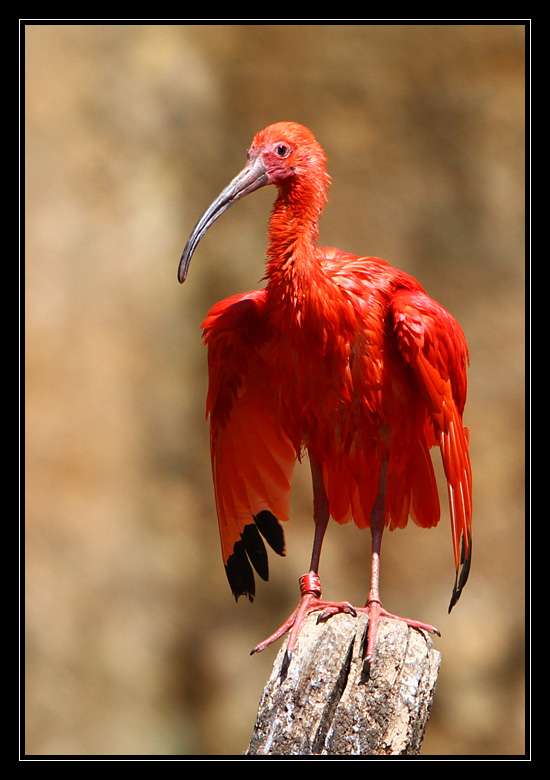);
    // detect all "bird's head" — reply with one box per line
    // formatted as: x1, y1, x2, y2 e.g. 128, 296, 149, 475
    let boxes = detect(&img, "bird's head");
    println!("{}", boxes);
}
178, 121, 330, 283
248, 121, 329, 187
